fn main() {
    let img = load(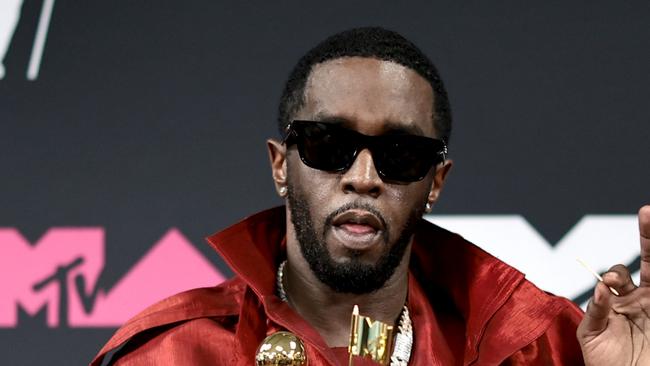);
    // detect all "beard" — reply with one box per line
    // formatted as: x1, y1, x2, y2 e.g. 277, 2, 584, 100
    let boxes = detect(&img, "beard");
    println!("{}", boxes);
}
286, 180, 425, 294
